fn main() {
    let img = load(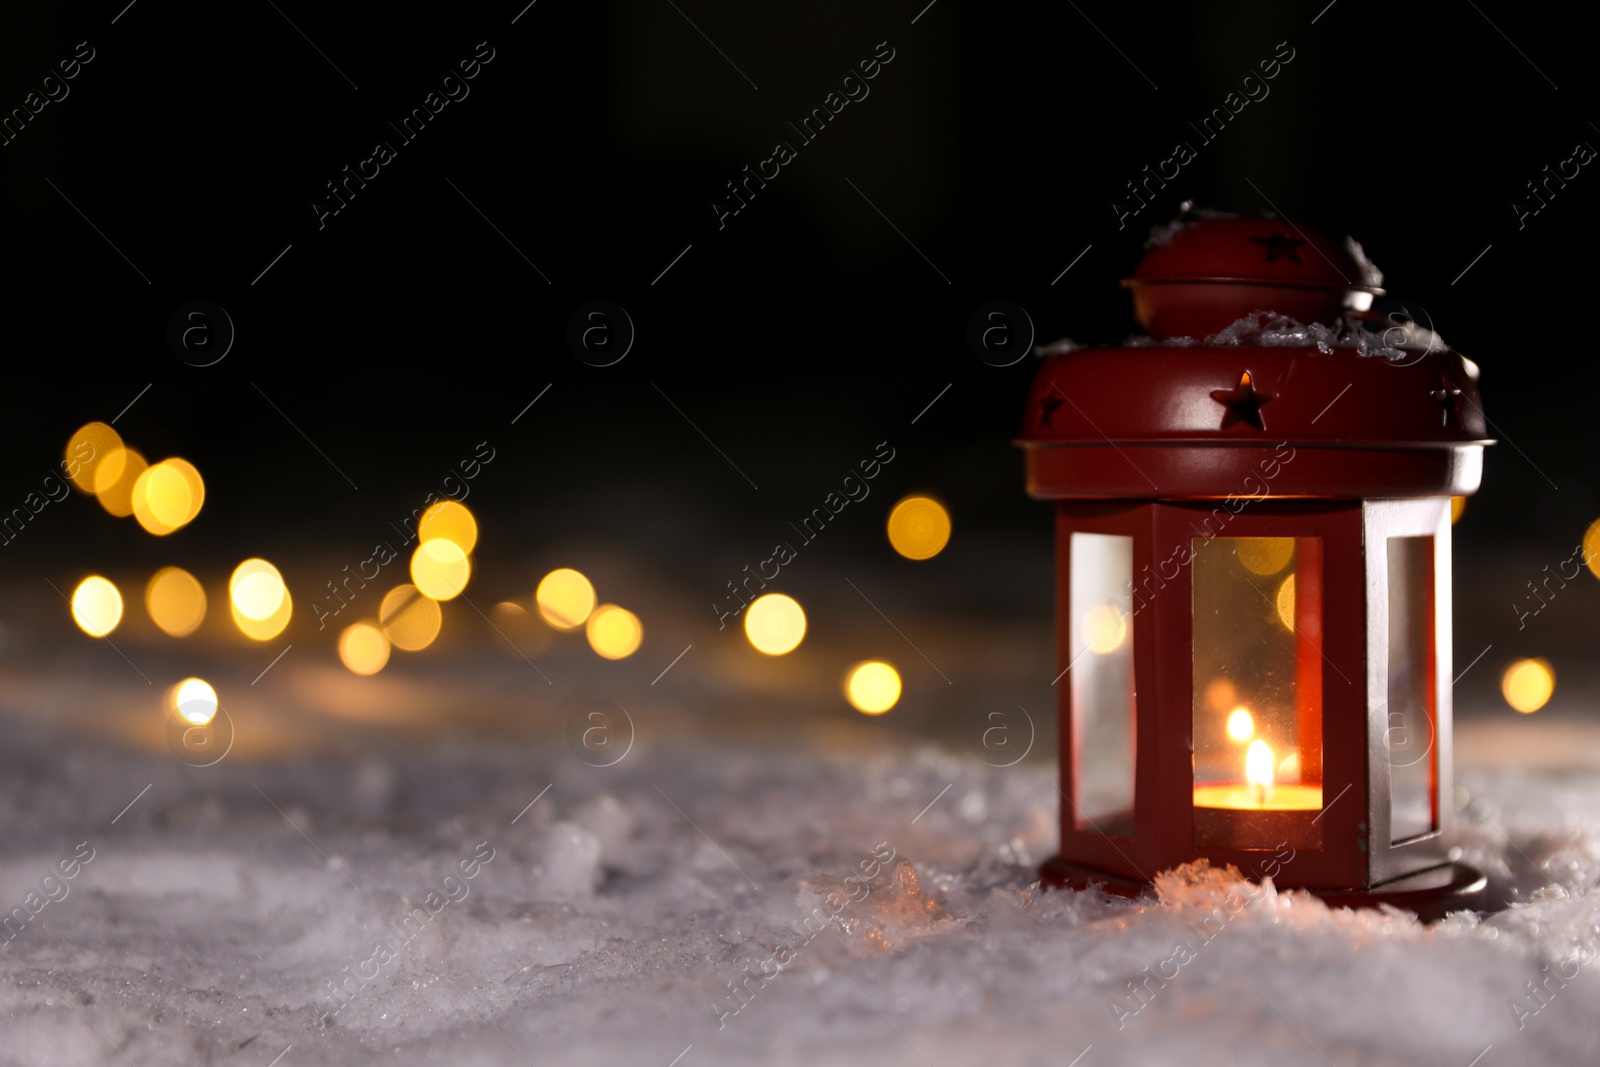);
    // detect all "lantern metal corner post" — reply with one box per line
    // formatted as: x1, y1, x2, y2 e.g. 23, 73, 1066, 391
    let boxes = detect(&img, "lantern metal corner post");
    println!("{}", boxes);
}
1019, 215, 1494, 921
